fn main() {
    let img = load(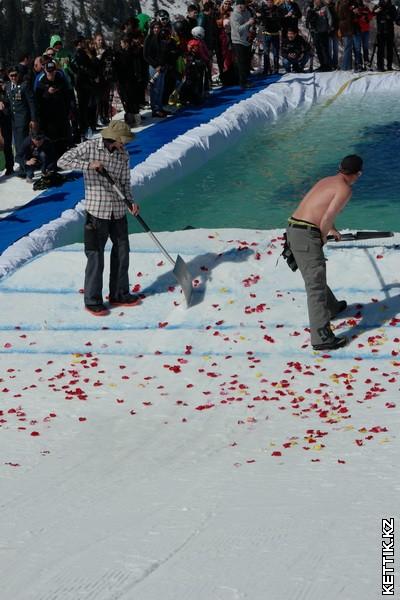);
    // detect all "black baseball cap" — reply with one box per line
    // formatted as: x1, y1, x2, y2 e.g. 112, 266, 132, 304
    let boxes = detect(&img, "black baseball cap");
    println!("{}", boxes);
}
339, 155, 363, 175
45, 61, 57, 71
